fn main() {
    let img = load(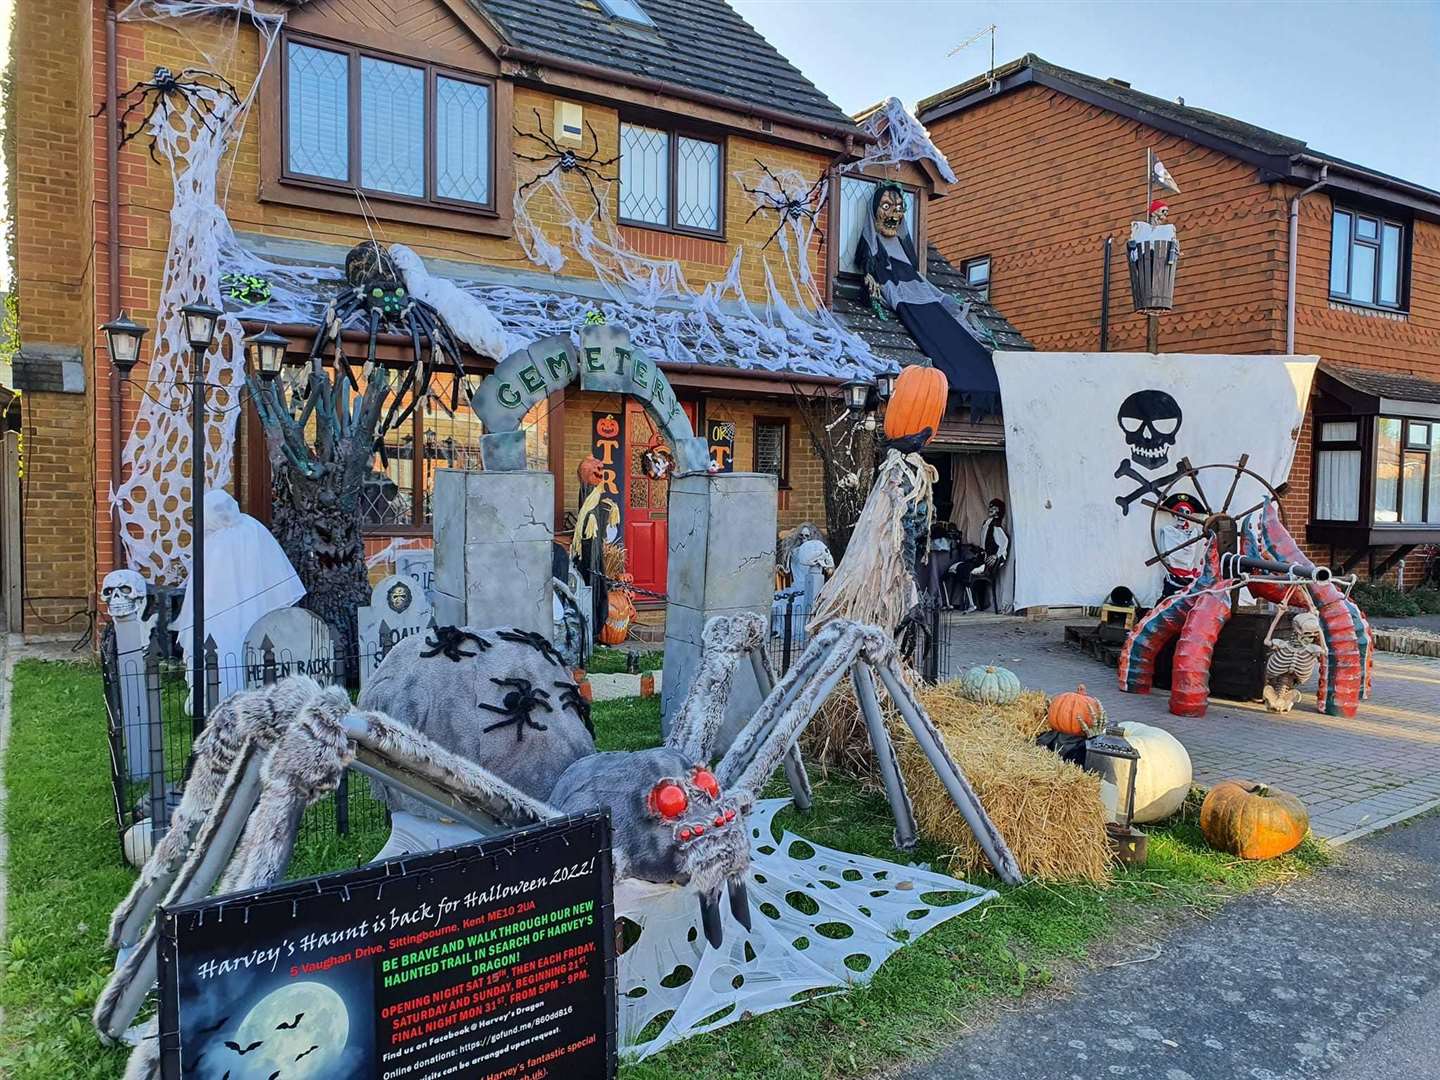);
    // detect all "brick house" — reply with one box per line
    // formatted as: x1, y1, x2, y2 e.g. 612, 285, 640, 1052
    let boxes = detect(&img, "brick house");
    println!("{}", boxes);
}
11, 0, 1024, 634
918, 55, 1440, 581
